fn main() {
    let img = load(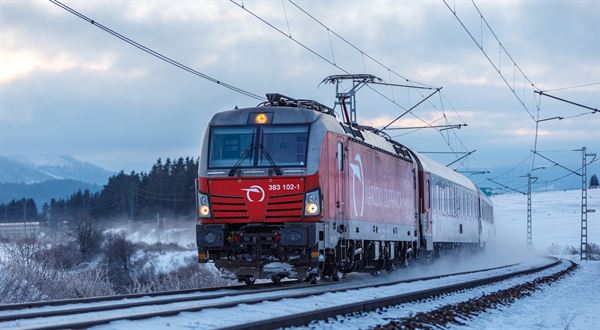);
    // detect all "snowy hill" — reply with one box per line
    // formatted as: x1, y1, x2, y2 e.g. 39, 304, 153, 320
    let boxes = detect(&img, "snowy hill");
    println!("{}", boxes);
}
492, 188, 599, 252
0, 155, 113, 185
